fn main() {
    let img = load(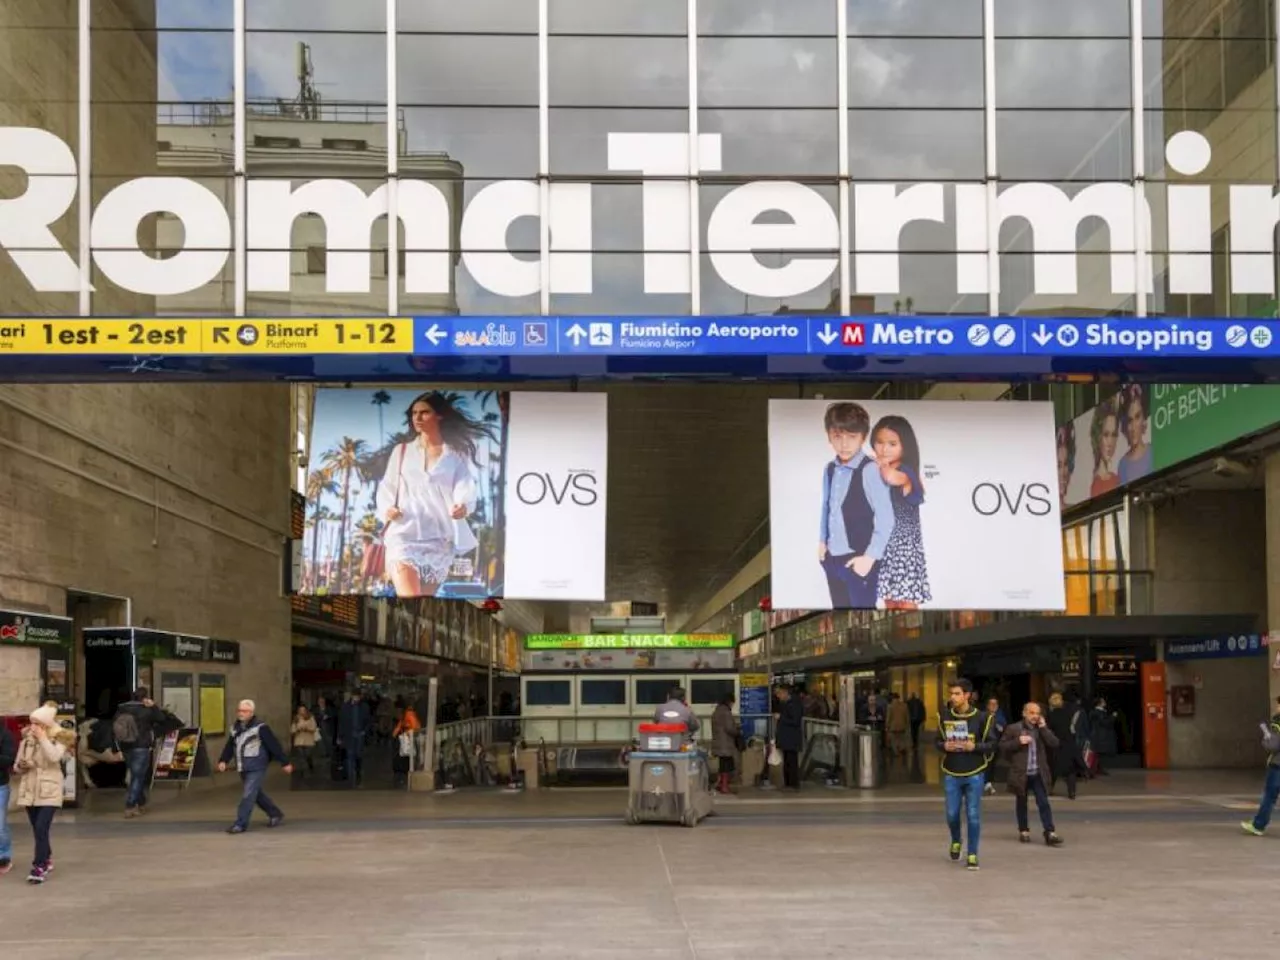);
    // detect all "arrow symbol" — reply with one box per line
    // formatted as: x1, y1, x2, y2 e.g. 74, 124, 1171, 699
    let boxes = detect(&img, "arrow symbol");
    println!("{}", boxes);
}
212, 328, 229, 344
1031, 324, 1053, 347
816, 322, 838, 346
566, 323, 588, 346
423, 323, 445, 346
